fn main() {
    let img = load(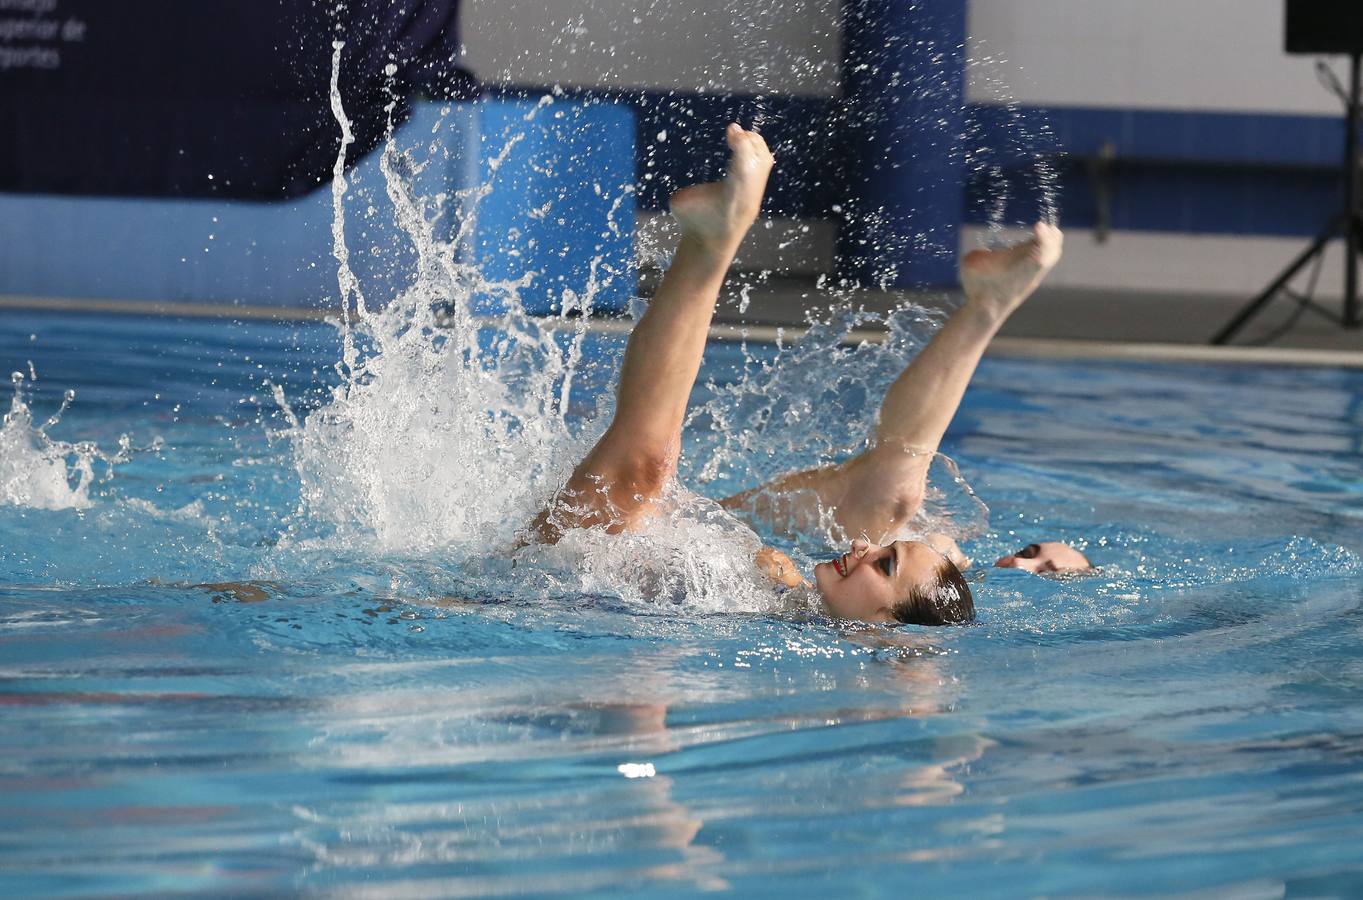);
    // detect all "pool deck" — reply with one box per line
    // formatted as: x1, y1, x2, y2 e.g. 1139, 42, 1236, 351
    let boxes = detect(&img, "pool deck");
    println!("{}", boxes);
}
704, 277, 1363, 366
4, 279, 1363, 368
